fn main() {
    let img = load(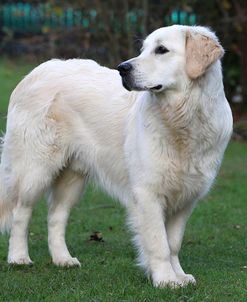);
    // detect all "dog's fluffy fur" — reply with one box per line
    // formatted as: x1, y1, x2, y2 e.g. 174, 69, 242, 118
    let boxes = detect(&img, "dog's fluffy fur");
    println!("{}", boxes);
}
0, 25, 232, 287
